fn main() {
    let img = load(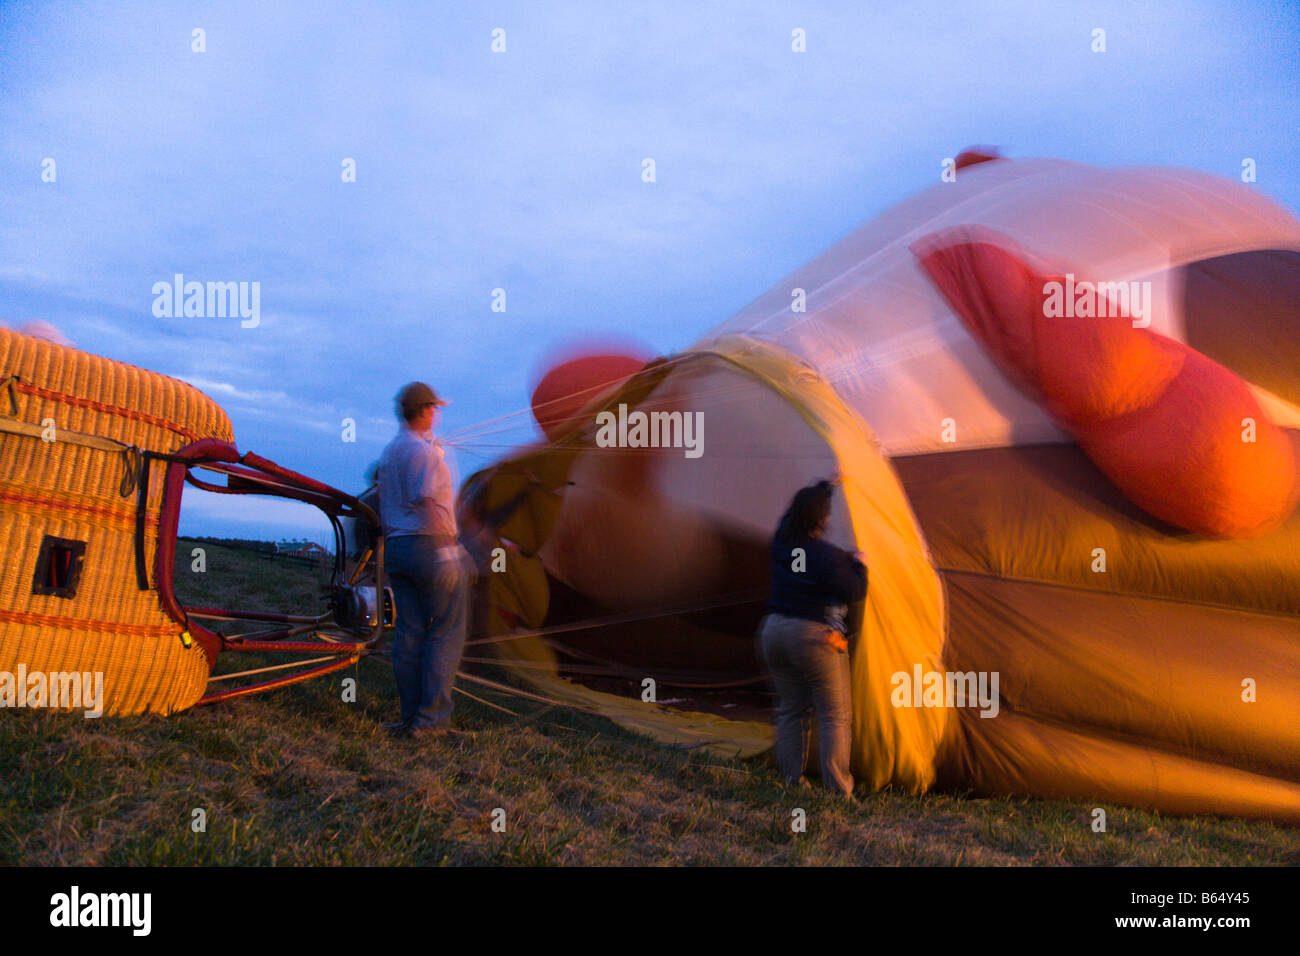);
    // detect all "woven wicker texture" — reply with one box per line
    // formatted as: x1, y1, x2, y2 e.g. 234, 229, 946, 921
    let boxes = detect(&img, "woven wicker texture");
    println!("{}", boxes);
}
0, 327, 233, 714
